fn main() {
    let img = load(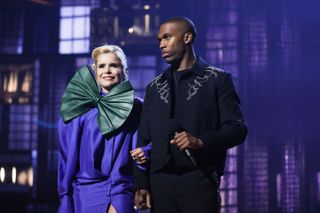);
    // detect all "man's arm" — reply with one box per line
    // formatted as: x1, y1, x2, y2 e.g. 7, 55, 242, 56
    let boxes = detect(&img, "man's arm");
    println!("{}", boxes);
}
198, 73, 247, 151
171, 73, 247, 152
